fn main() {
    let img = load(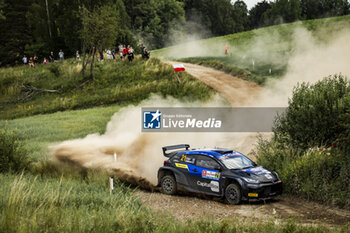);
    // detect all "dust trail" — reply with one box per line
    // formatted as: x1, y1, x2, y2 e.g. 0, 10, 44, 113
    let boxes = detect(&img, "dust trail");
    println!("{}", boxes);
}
51, 94, 266, 189
253, 27, 350, 106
